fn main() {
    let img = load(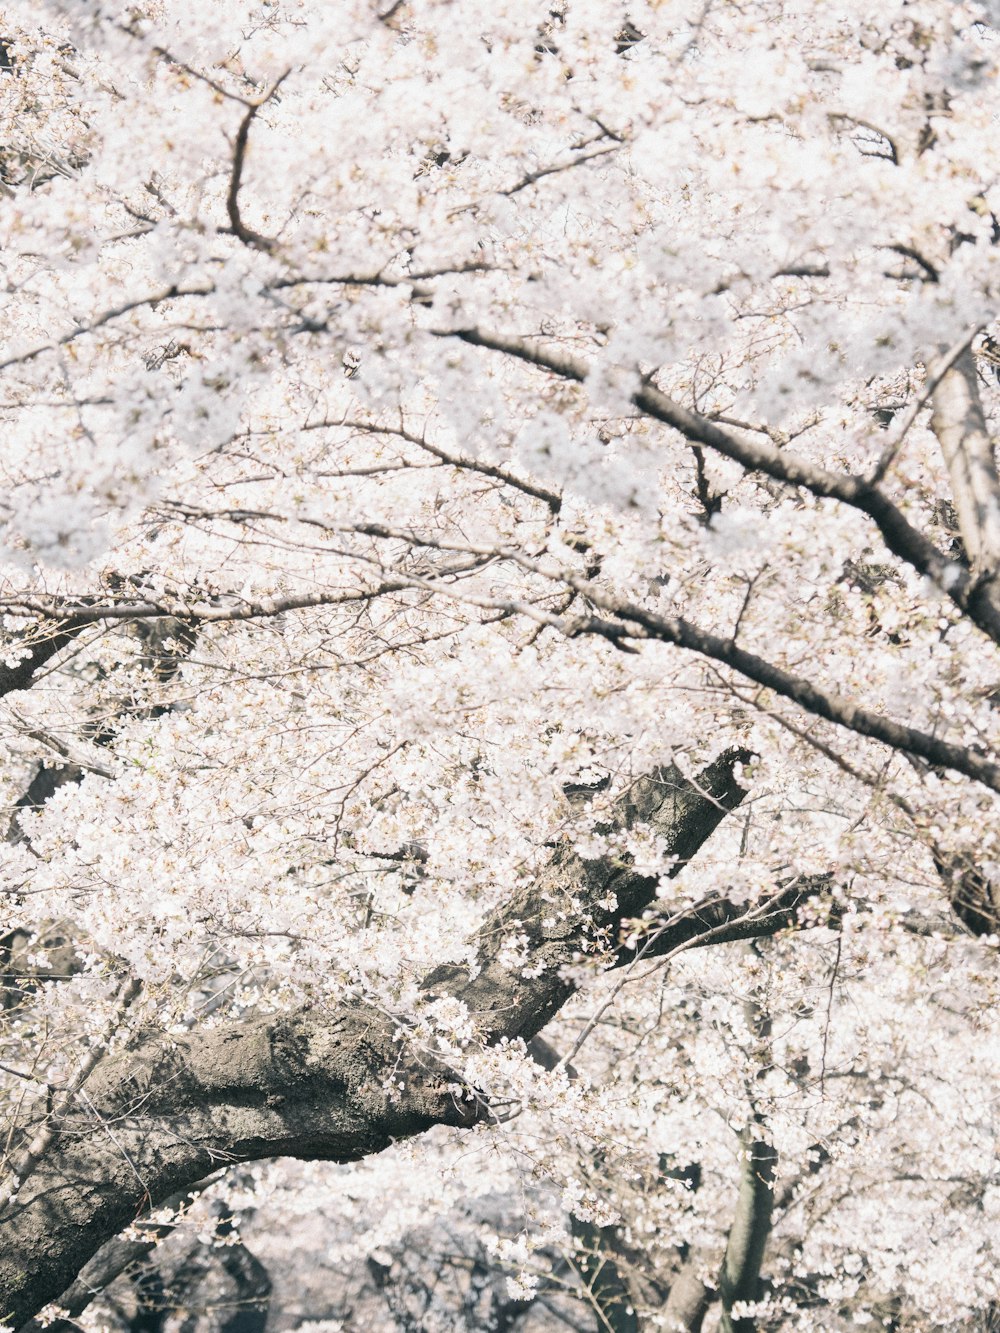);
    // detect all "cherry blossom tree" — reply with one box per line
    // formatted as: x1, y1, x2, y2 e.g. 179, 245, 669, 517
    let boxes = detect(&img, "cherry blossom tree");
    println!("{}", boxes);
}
2, 1, 1000, 1330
